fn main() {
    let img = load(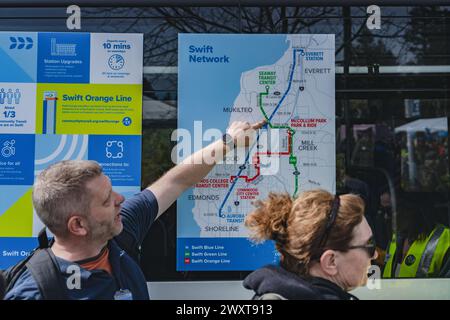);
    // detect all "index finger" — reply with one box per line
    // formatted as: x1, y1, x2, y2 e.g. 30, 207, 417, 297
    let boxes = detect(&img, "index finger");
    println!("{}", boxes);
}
251, 120, 267, 130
